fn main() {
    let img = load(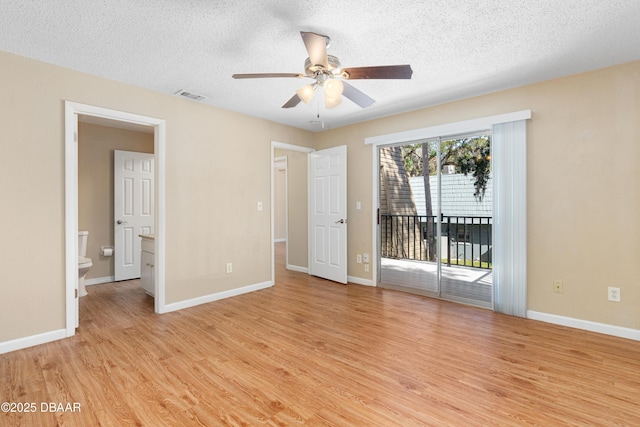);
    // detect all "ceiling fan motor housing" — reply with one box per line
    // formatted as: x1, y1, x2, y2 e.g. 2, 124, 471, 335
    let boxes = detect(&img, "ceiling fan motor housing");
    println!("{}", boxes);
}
304, 55, 342, 79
